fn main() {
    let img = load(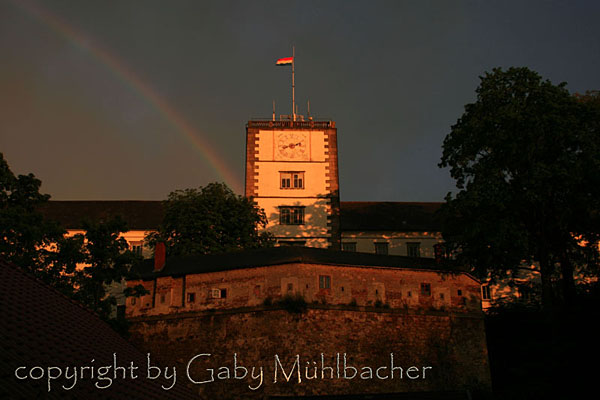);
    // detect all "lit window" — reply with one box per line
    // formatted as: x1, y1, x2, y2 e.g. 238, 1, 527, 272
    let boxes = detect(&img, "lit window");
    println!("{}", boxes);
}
481, 285, 491, 300
374, 242, 388, 255
319, 275, 331, 289
342, 242, 357, 252
279, 206, 305, 225
280, 172, 304, 189
420, 283, 431, 296
407, 242, 421, 258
